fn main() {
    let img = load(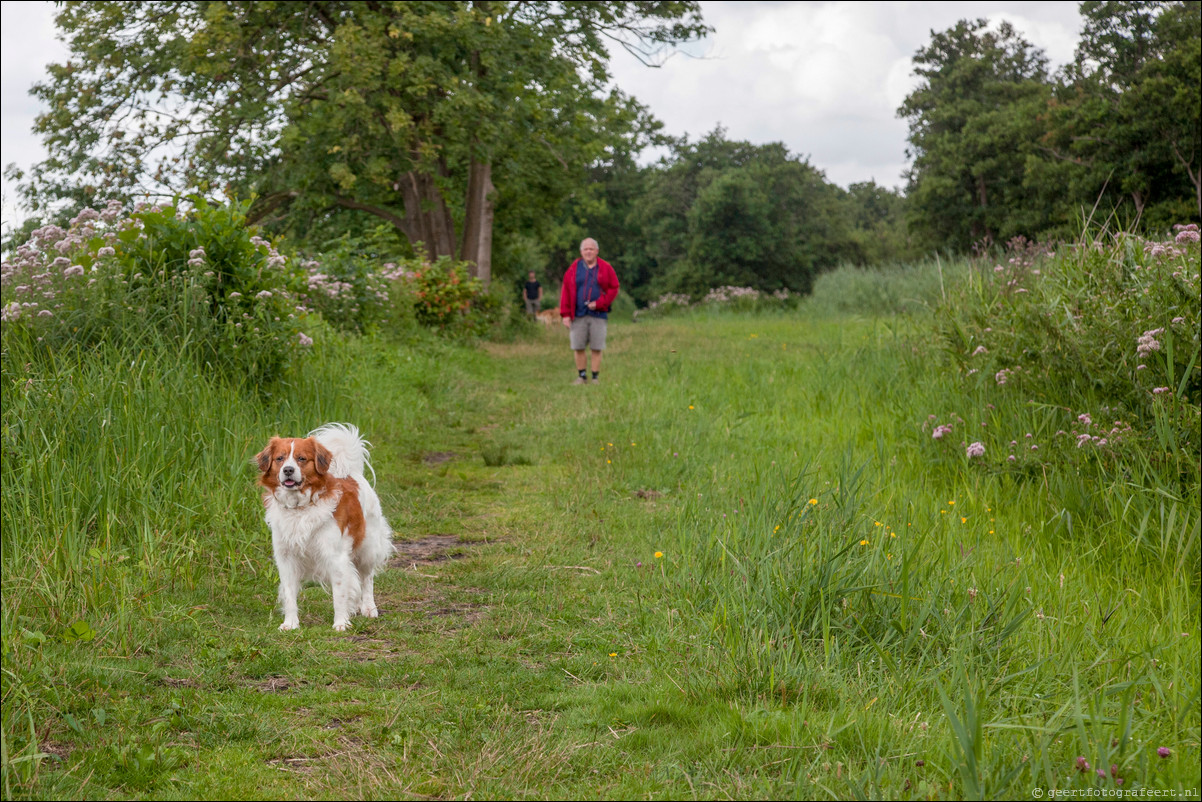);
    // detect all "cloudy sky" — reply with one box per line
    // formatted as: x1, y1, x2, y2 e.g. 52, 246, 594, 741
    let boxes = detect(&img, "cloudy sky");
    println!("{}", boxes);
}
0, 1, 1084, 232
